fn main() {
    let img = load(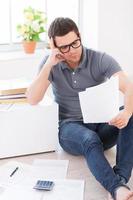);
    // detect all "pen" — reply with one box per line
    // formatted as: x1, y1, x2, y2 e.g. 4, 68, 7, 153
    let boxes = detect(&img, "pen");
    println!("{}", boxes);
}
10, 167, 19, 177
